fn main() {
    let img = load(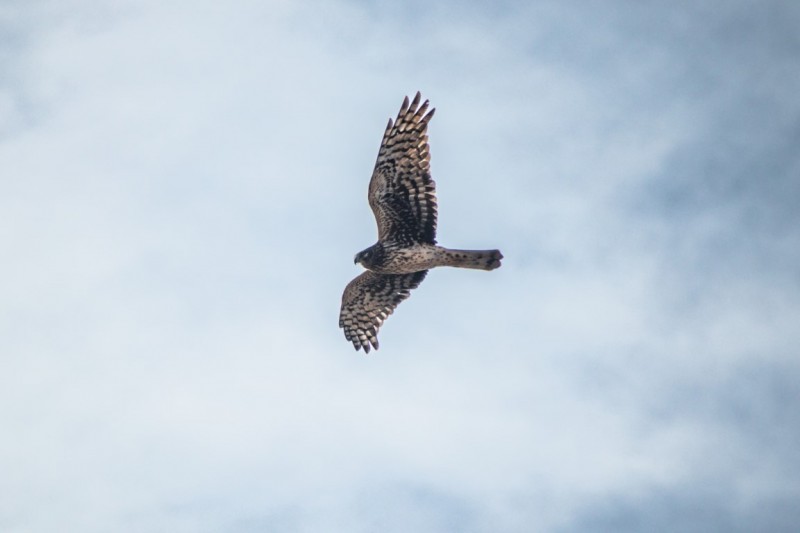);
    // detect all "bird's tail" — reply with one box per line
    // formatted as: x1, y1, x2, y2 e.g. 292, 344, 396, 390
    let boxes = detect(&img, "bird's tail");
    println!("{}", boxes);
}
442, 248, 503, 271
